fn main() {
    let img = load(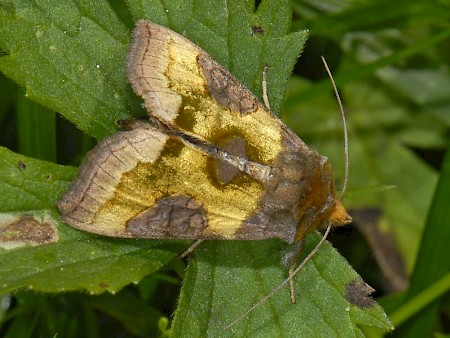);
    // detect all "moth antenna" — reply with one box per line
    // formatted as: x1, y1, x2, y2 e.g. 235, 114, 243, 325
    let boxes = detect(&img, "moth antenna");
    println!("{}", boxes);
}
262, 65, 271, 111
320, 56, 349, 198
223, 224, 332, 330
